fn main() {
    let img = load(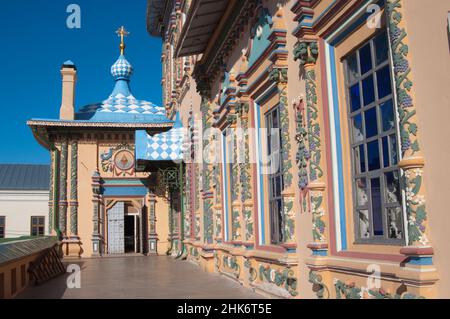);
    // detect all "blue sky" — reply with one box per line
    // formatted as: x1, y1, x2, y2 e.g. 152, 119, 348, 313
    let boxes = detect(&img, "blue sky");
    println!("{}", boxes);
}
0, 0, 163, 164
